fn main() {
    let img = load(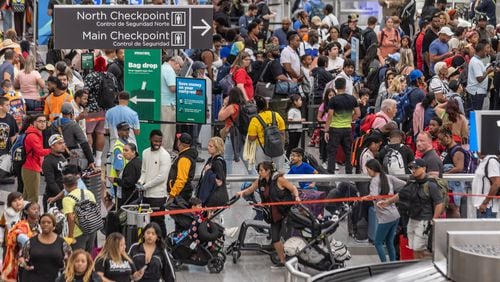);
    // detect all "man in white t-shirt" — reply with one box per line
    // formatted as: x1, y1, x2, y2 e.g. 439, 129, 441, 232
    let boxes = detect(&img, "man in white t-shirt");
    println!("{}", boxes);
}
321, 4, 339, 28
71, 89, 88, 135
281, 33, 302, 80
466, 41, 494, 110
472, 155, 500, 218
